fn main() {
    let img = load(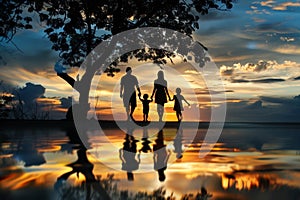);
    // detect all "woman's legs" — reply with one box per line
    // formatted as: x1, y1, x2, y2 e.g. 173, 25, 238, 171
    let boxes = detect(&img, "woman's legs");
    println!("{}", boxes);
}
157, 103, 164, 121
